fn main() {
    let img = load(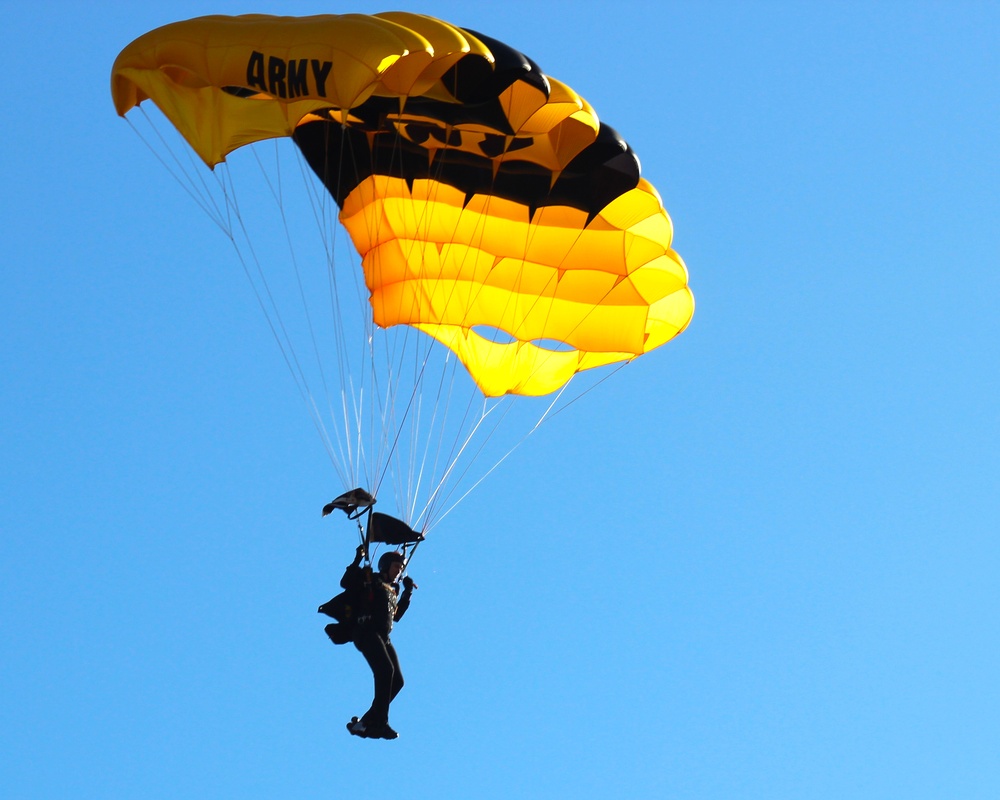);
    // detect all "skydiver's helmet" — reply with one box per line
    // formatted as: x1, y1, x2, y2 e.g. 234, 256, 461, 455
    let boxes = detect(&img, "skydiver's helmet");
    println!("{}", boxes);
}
378, 551, 405, 574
